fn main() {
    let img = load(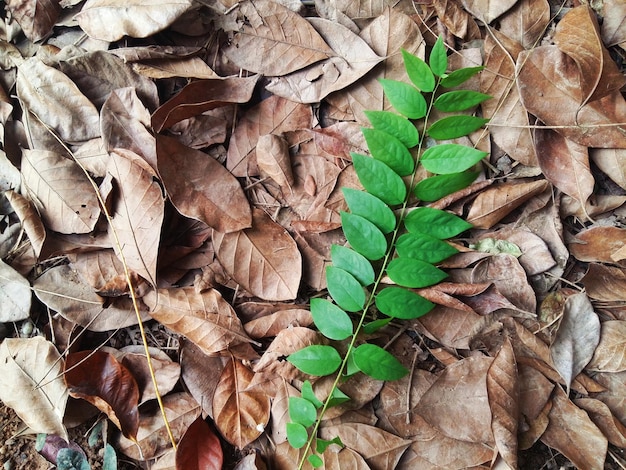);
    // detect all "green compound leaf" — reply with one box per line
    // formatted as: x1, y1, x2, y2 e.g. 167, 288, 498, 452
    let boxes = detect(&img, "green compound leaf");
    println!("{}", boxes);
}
353, 343, 408, 380
301, 380, 323, 409
434, 90, 491, 112
341, 211, 387, 261
288, 345, 342, 376
289, 396, 317, 428
364, 110, 419, 148
421, 143, 488, 174
308, 454, 324, 468
351, 153, 406, 206
286, 422, 308, 449
342, 188, 396, 234
379, 79, 427, 119
362, 128, 415, 176
327, 387, 350, 407
427, 115, 489, 140
310, 298, 354, 341
404, 206, 473, 239
387, 257, 447, 288
363, 317, 393, 334
429, 36, 448, 77
331, 244, 375, 286
414, 171, 479, 202
440, 66, 484, 88
401, 49, 435, 92
317, 436, 344, 454
395, 232, 458, 263
375, 287, 435, 319
326, 266, 366, 312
